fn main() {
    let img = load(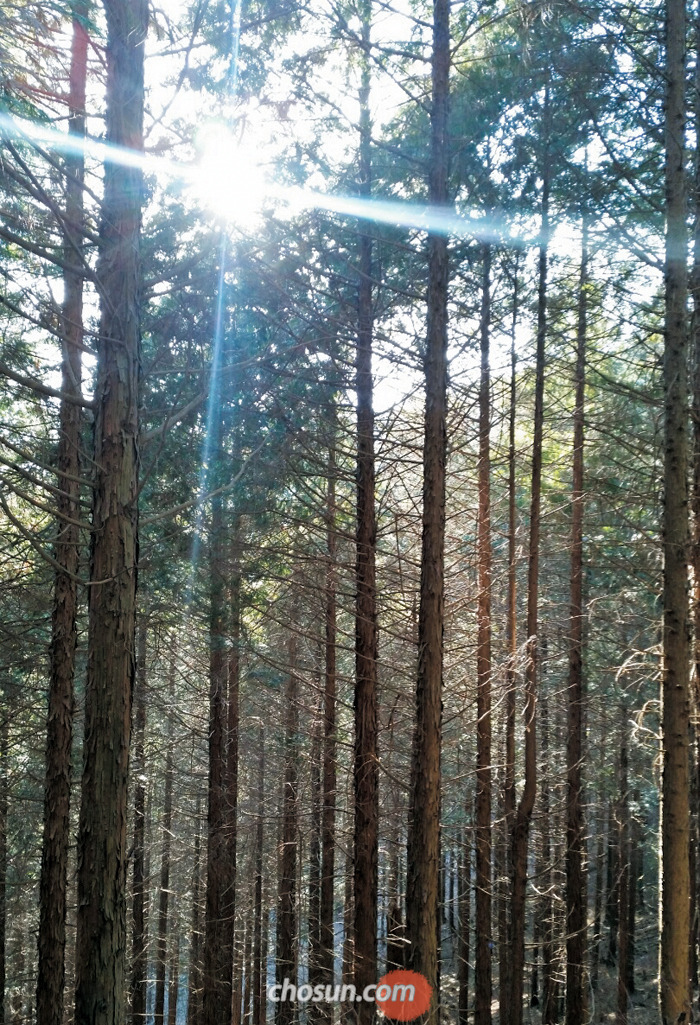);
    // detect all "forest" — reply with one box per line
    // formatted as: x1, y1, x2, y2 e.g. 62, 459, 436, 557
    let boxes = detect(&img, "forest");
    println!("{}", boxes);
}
0, 0, 695, 1022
